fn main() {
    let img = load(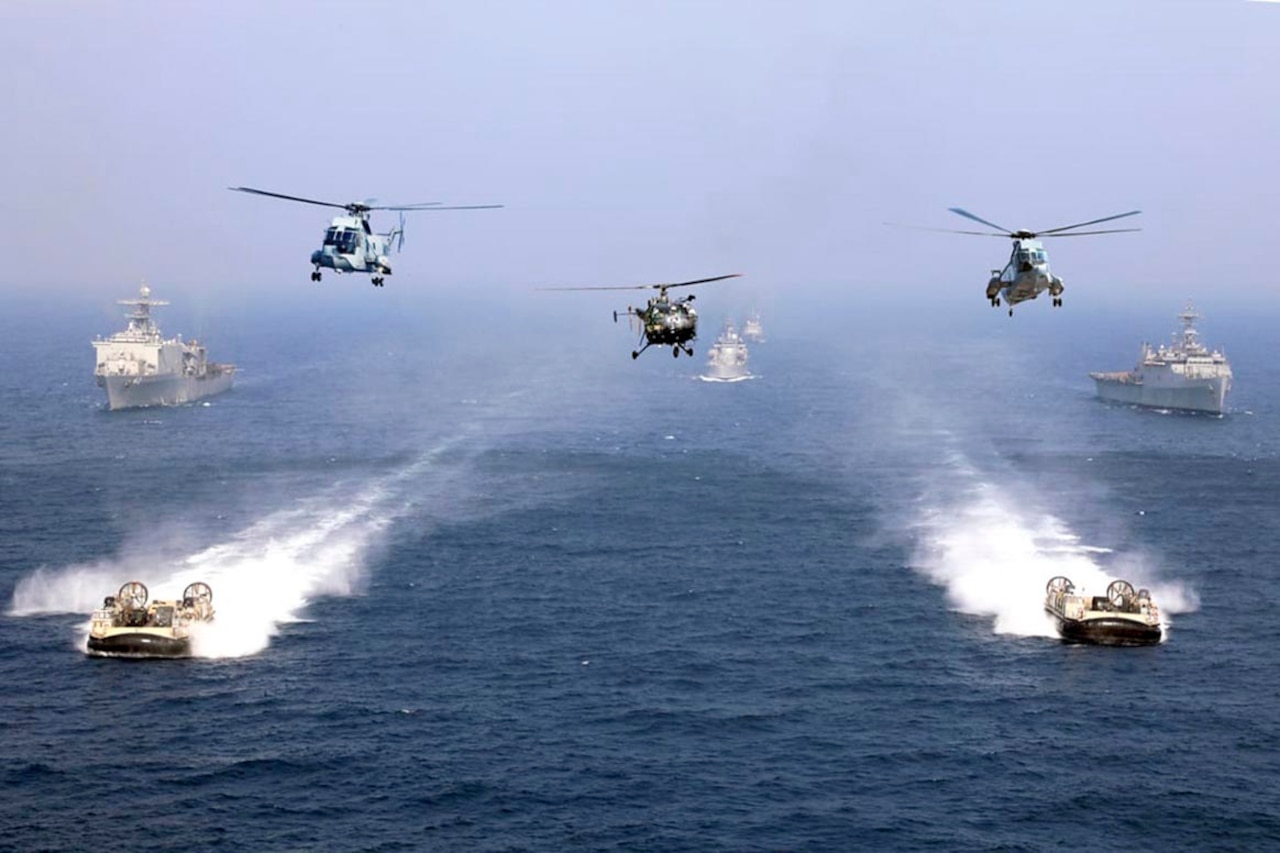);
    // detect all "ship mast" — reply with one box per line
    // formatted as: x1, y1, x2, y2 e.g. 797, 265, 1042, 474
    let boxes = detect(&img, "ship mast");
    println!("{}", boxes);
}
115, 282, 168, 340
1176, 302, 1204, 354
